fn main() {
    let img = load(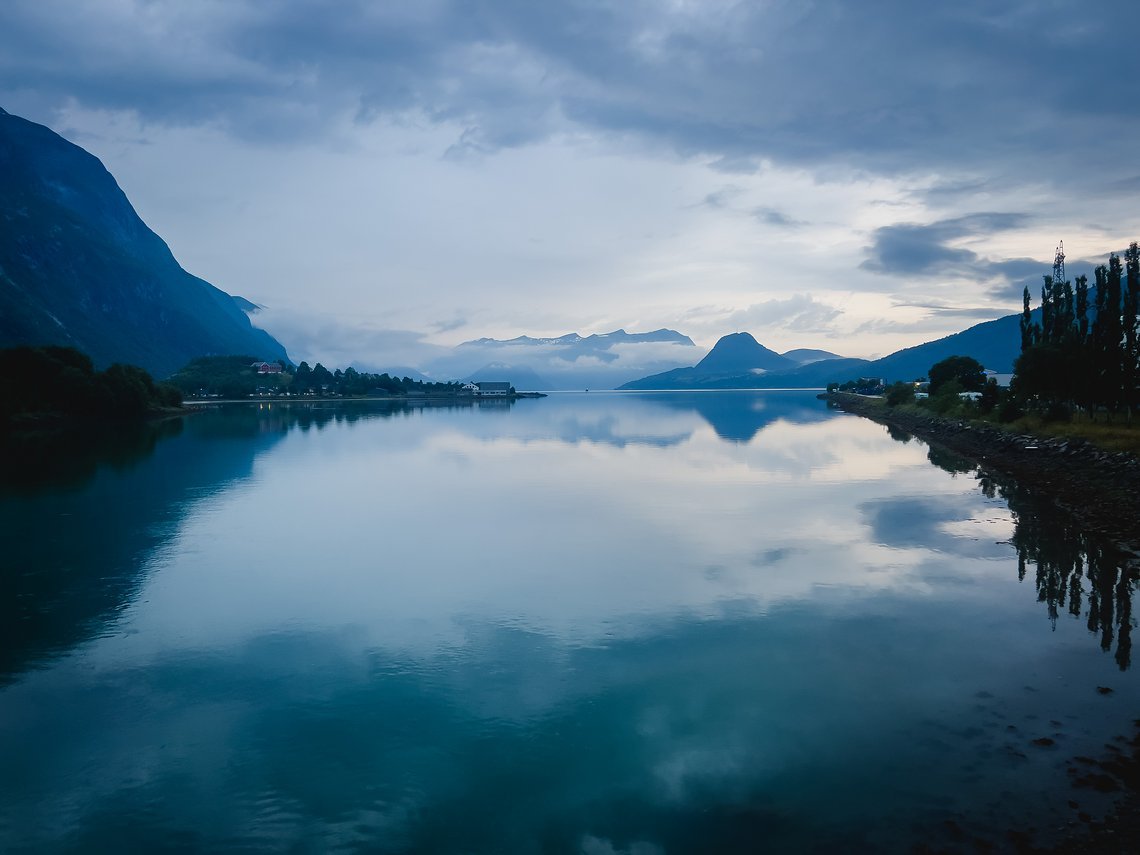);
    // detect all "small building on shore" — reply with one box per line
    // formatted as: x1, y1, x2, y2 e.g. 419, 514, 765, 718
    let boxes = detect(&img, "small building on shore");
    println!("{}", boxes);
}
475, 381, 512, 396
